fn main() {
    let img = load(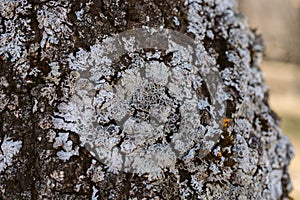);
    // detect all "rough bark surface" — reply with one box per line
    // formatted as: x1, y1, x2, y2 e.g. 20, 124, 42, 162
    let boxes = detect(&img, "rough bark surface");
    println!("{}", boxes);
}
0, 0, 294, 199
